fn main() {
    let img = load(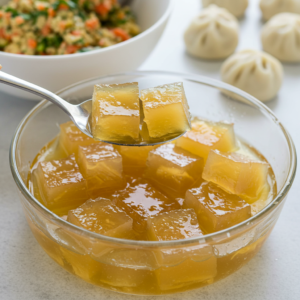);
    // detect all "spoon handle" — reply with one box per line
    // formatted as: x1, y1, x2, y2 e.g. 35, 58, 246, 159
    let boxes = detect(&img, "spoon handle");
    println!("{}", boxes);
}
0, 71, 73, 114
